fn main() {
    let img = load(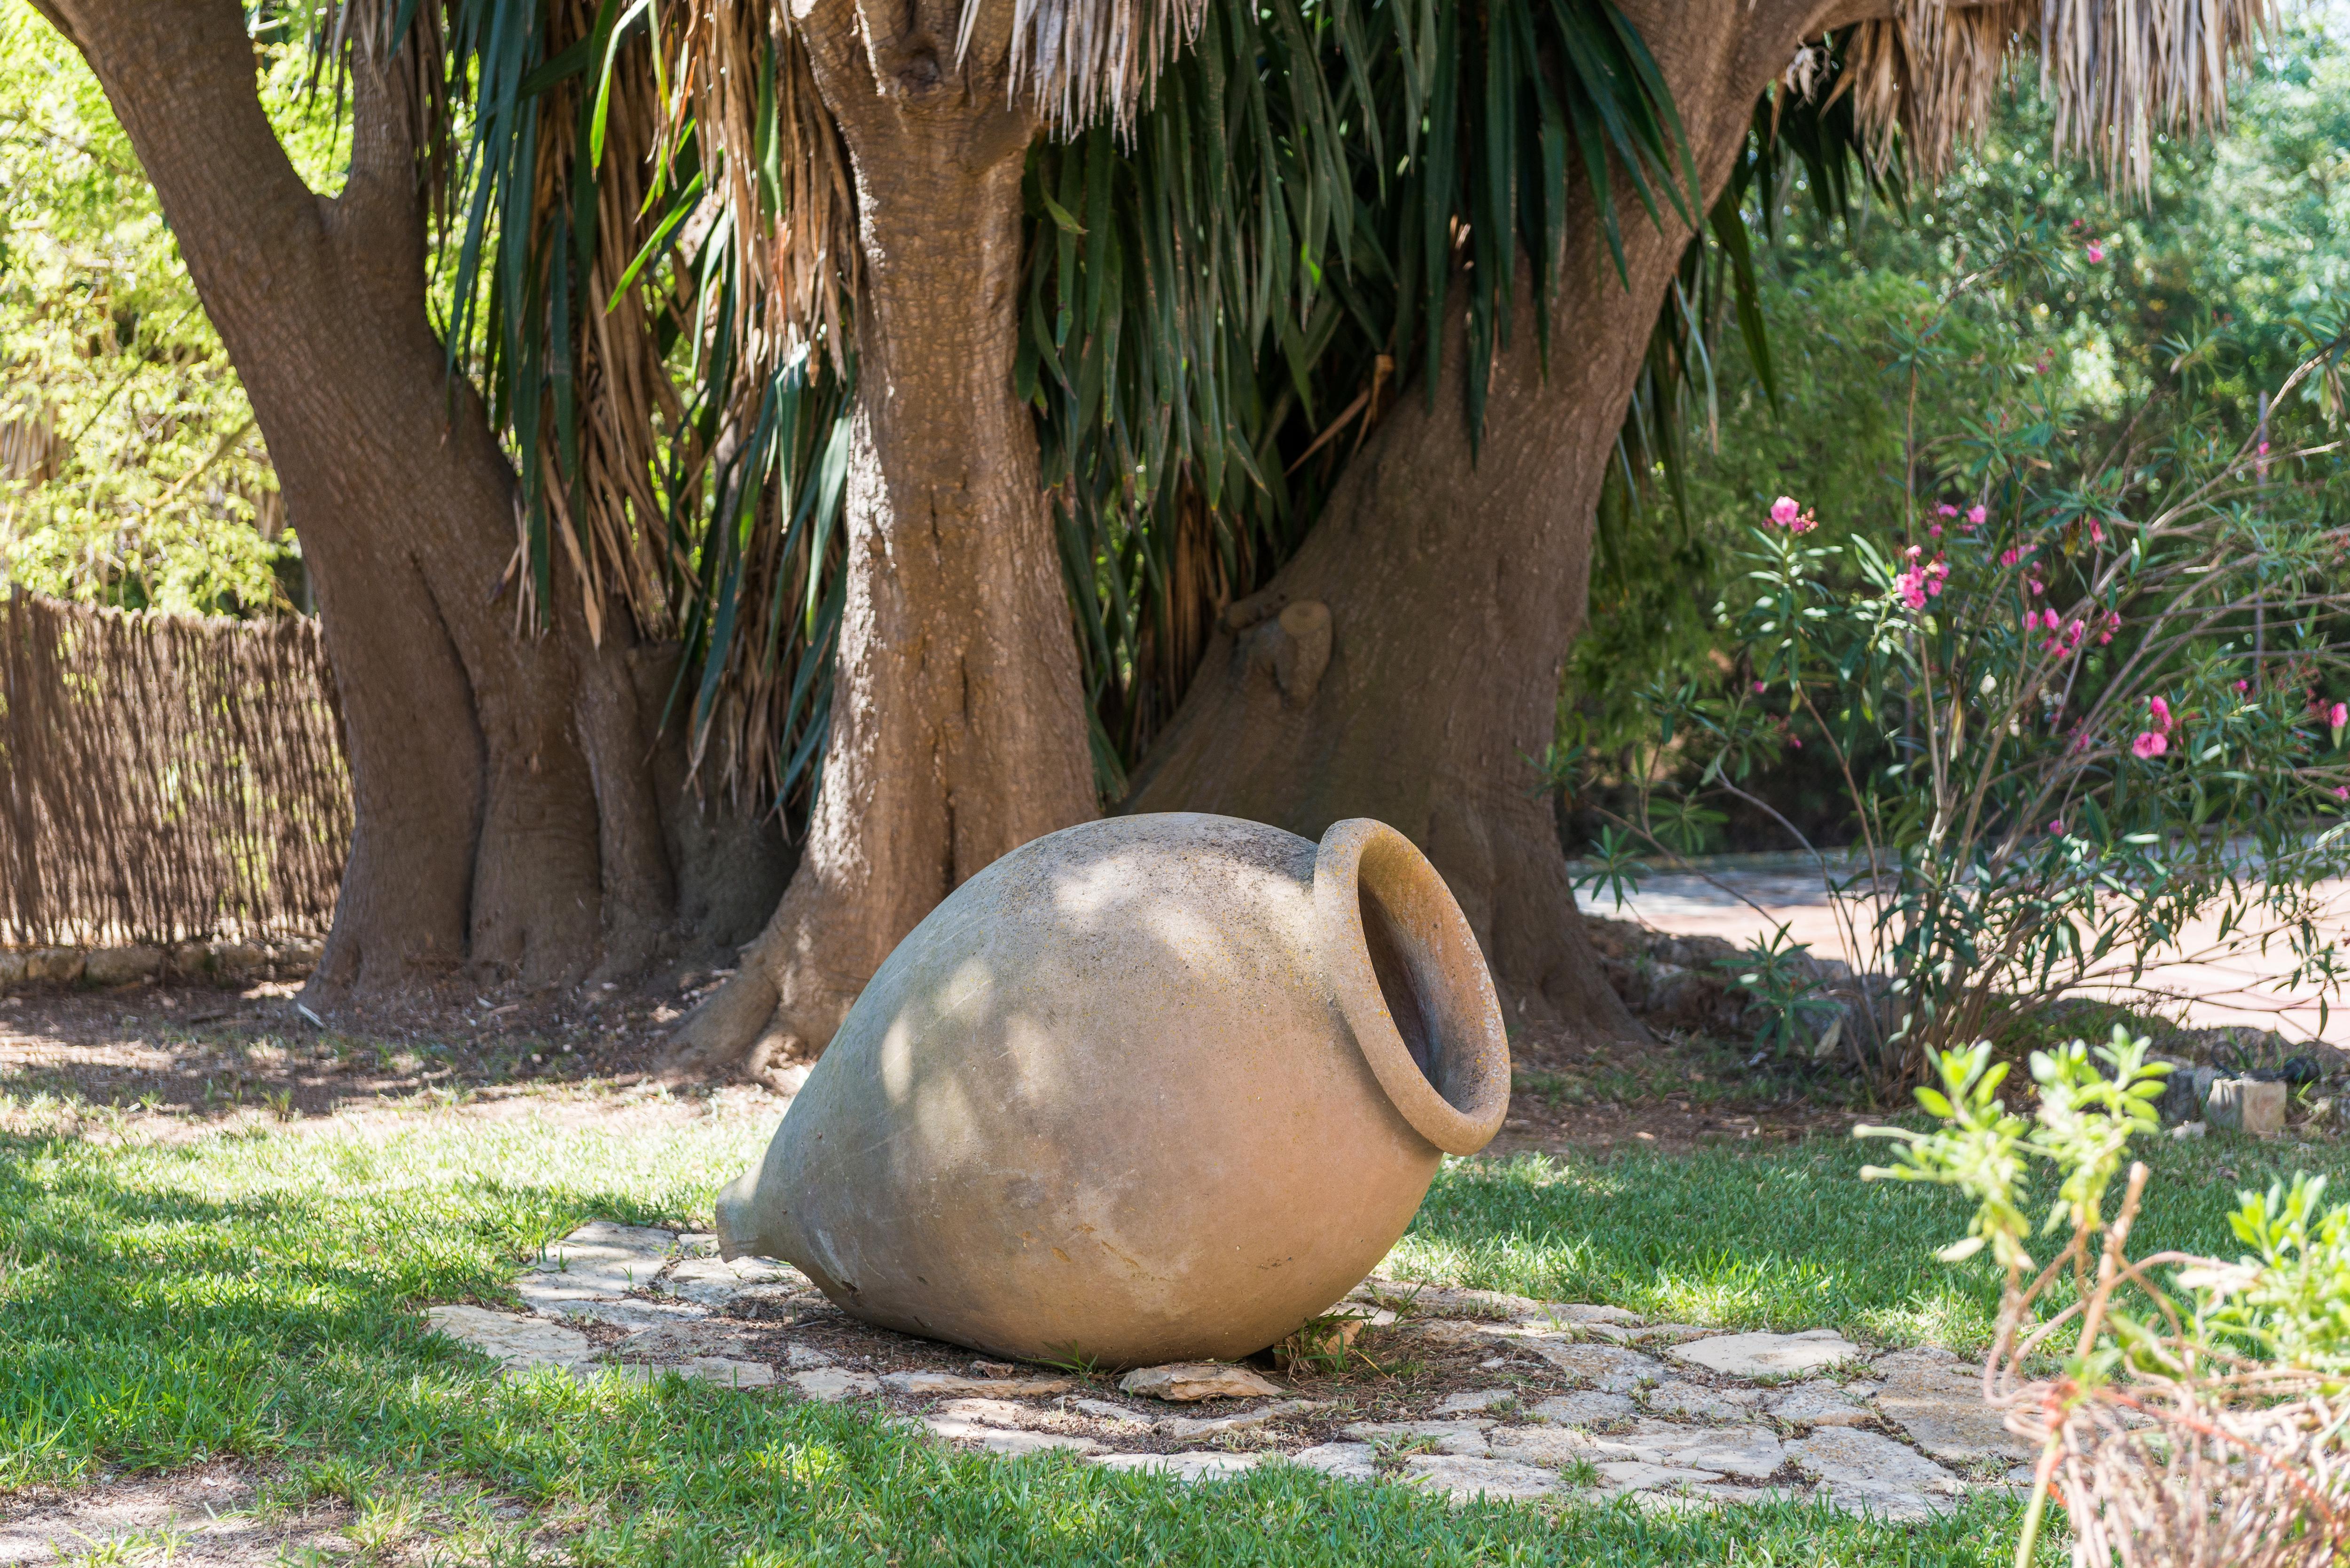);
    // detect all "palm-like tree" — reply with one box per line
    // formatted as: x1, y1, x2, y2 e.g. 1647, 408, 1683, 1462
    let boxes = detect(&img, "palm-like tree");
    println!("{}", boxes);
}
21, 0, 2272, 1072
